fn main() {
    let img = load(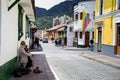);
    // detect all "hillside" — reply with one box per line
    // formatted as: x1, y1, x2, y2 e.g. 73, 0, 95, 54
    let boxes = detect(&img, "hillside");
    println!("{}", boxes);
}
35, 7, 48, 17
34, 16, 54, 30
48, 1, 74, 16
35, 0, 91, 30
